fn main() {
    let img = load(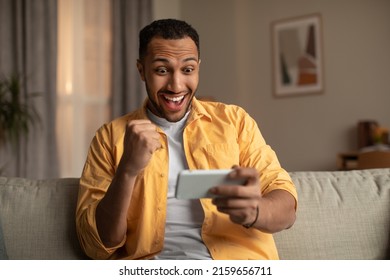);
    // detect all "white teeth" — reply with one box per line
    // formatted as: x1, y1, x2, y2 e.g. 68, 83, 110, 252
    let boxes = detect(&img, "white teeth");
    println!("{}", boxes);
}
164, 95, 184, 102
